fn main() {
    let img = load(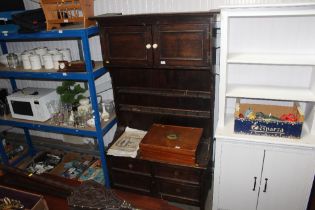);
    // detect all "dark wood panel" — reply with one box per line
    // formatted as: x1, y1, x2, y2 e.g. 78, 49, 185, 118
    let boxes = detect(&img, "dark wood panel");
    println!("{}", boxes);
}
154, 24, 211, 68
154, 164, 201, 184
117, 94, 211, 111
109, 156, 151, 175
110, 68, 214, 91
111, 171, 152, 194
100, 26, 152, 67
157, 181, 200, 205
117, 87, 212, 99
